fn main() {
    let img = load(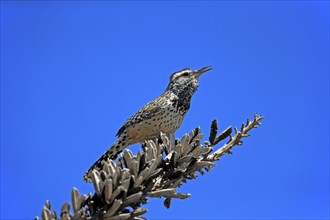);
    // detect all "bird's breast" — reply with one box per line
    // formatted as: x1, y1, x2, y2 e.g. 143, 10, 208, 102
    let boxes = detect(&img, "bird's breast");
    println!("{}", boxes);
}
126, 106, 183, 142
